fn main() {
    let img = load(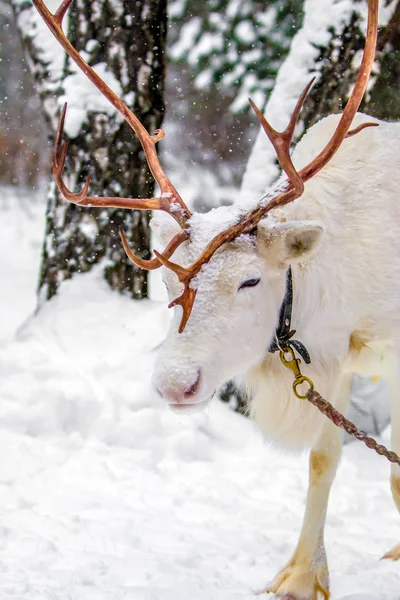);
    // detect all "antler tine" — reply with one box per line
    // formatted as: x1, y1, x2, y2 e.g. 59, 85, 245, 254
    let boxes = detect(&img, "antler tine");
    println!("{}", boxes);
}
53, 103, 164, 209
54, 0, 74, 25
153, 250, 191, 282
52, 102, 92, 203
32, 0, 192, 228
122, 224, 197, 332
169, 287, 198, 334
249, 78, 315, 195
53, 102, 70, 179
346, 122, 379, 138
51, 103, 178, 213
120, 228, 189, 270
154, 250, 197, 332
284, 77, 316, 141
53, 101, 67, 170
